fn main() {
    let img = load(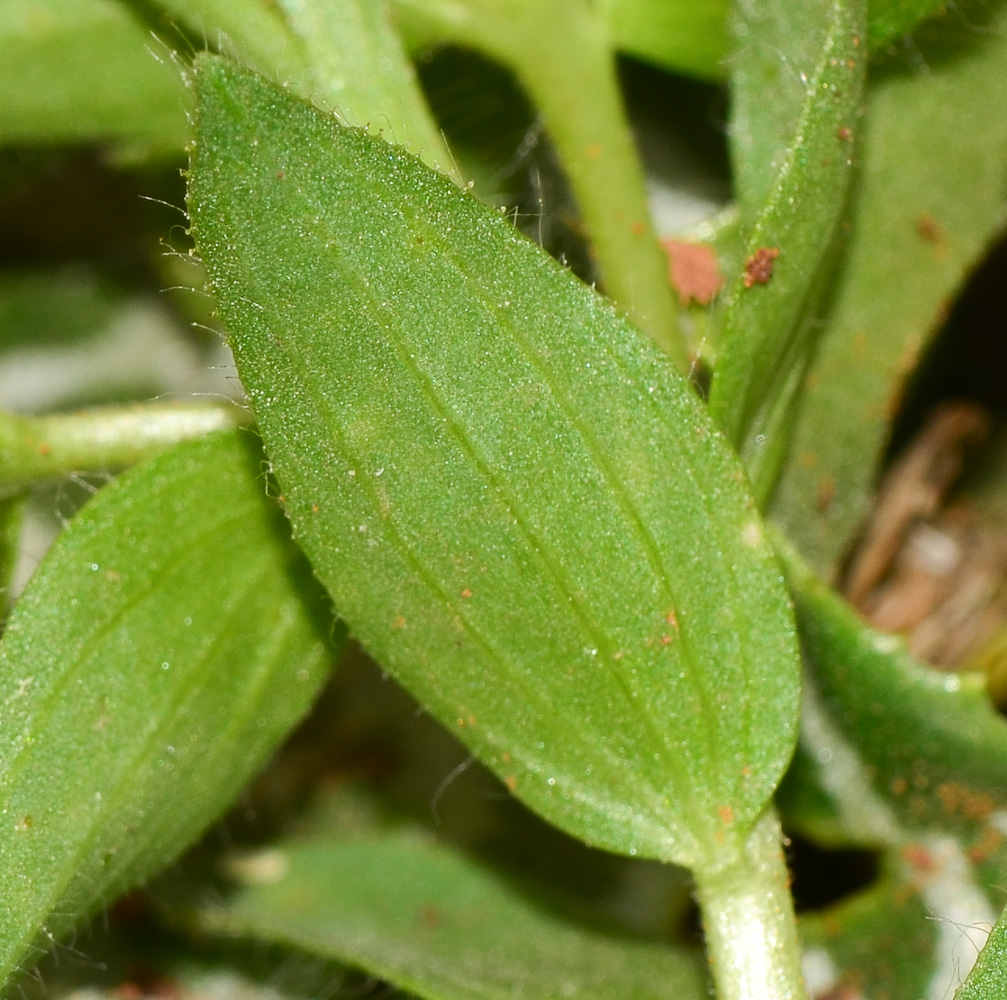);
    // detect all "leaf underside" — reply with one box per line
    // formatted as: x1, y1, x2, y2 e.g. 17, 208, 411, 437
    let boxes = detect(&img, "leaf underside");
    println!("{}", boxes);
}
187, 55, 801, 871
